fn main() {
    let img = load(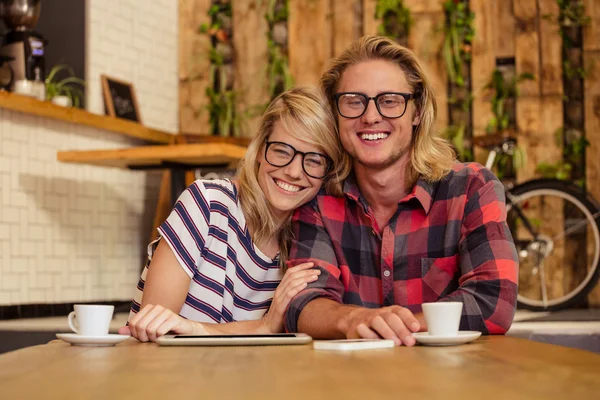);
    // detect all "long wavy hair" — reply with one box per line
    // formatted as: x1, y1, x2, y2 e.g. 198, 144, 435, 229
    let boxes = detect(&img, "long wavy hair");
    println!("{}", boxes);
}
238, 87, 350, 268
320, 35, 455, 183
